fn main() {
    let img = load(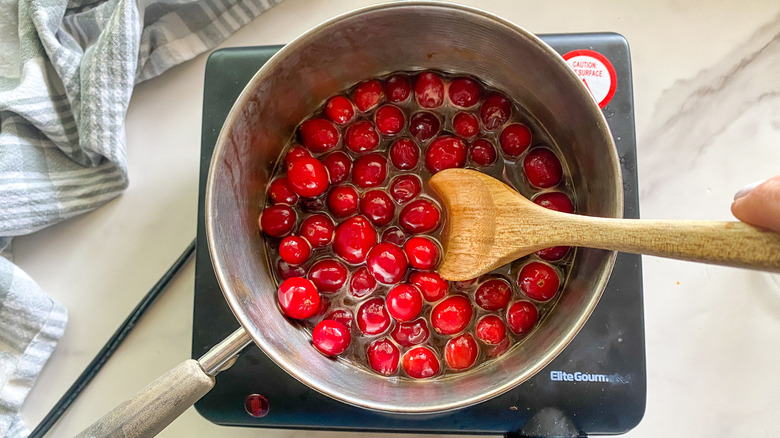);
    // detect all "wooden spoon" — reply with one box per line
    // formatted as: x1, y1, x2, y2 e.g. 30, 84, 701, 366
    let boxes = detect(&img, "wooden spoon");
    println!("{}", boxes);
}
428, 168, 780, 281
